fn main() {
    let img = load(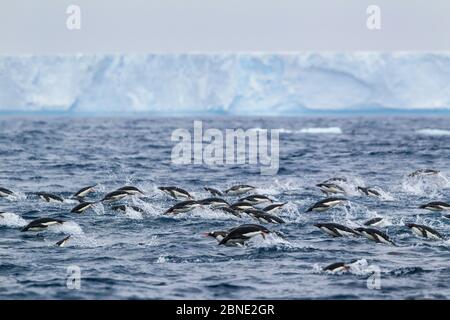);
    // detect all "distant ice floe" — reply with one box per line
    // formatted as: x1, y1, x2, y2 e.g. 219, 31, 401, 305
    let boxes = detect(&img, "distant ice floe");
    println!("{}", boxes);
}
416, 129, 450, 136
